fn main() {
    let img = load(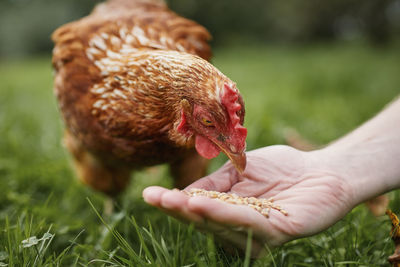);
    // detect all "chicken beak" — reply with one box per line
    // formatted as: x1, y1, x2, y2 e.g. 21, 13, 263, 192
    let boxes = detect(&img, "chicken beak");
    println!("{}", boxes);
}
226, 151, 247, 173
216, 143, 246, 173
